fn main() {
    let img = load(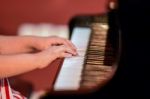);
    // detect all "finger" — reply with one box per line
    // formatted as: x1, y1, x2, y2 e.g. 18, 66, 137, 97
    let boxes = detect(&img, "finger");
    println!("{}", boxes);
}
57, 39, 77, 53
53, 38, 68, 45
61, 39, 77, 54
66, 40, 77, 51
62, 53, 73, 58
51, 37, 76, 50
60, 45, 77, 56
